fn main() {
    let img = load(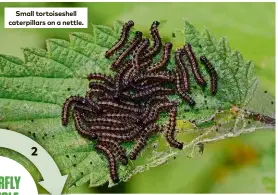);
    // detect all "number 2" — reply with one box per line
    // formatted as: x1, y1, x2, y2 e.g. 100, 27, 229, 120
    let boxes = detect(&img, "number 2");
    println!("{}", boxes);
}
31, 147, 38, 156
